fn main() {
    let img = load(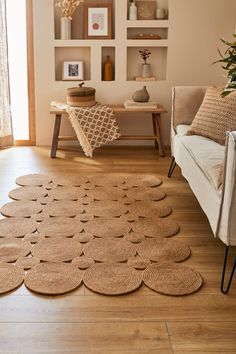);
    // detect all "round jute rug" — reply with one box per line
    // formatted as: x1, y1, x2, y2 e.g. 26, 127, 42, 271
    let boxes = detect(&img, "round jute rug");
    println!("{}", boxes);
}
43, 201, 85, 217
71, 256, 95, 269
1, 201, 43, 218
37, 217, 84, 237
137, 238, 191, 263
83, 238, 136, 263
25, 262, 83, 295
0, 218, 37, 238
131, 218, 180, 238
143, 263, 203, 296
16, 174, 52, 187
84, 218, 131, 238
128, 201, 172, 218
83, 263, 143, 295
9, 186, 47, 201
31, 238, 83, 262
124, 188, 166, 203
0, 239, 32, 262
85, 201, 127, 217
48, 187, 86, 201
0, 262, 25, 294
15, 256, 40, 270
